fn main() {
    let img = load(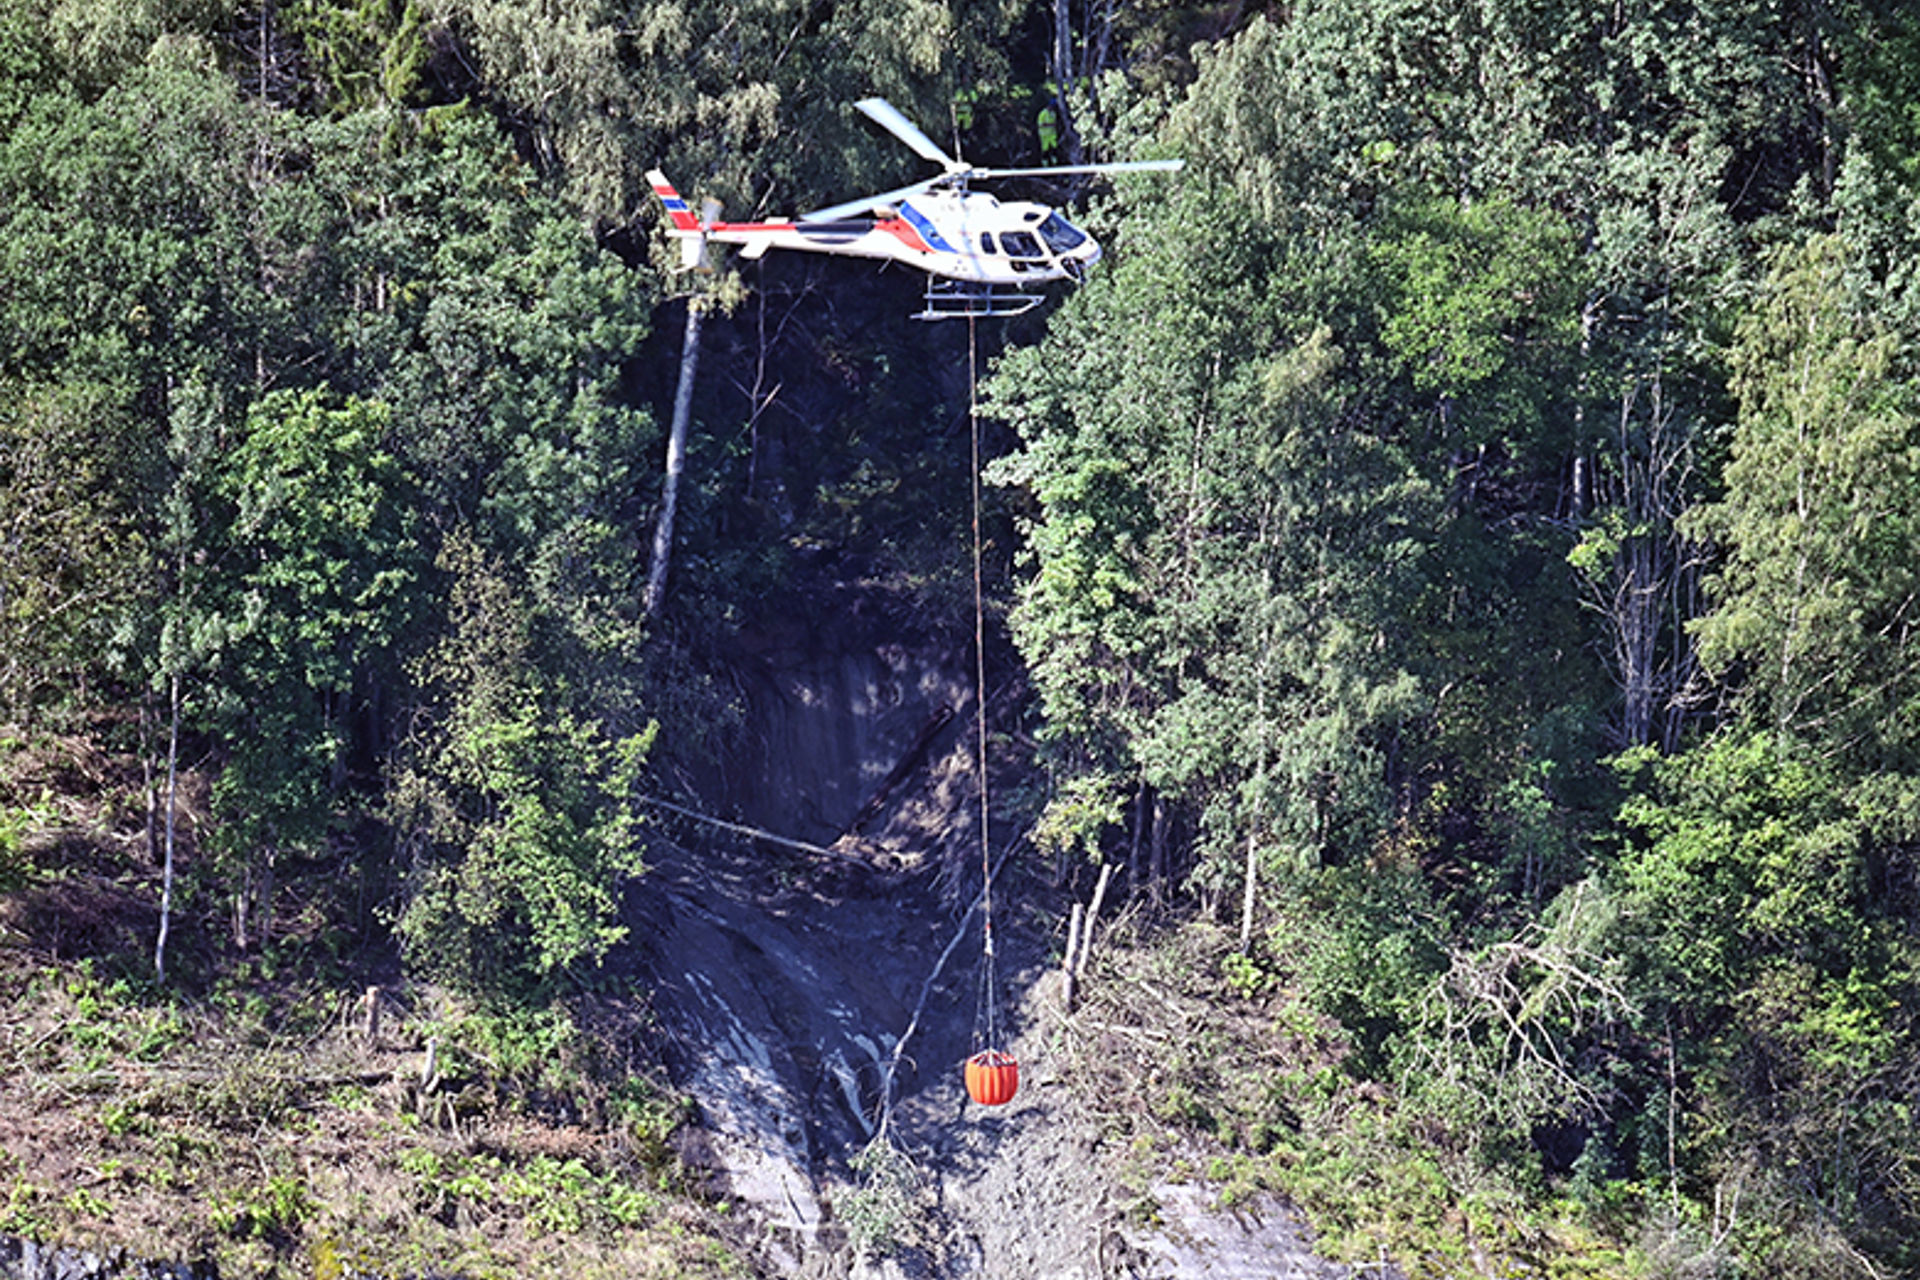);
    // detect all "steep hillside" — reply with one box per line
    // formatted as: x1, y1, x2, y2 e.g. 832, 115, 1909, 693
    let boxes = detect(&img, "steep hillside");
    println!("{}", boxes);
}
617, 593, 1405, 1278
